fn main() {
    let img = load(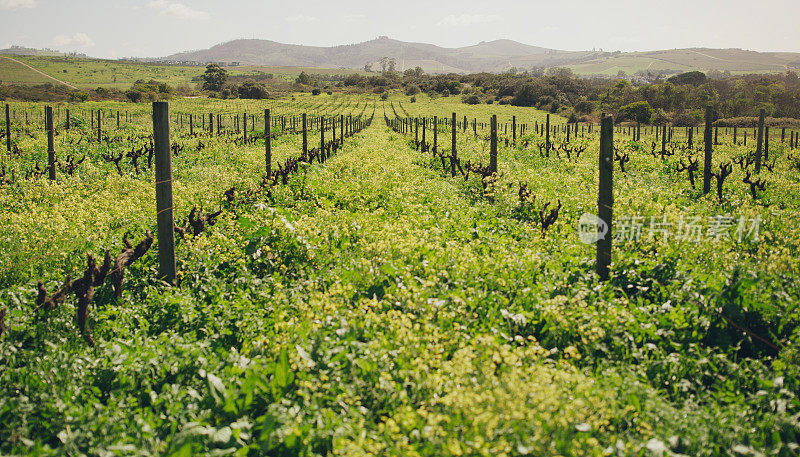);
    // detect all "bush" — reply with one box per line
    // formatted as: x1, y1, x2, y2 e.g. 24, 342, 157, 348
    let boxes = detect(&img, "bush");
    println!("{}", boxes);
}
125, 90, 143, 103
405, 85, 420, 96
574, 99, 594, 115
619, 101, 654, 124
672, 112, 700, 127
410, 96, 416, 103
512, 84, 538, 107
380, 92, 389, 100
237, 81, 269, 99
714, 116, 800, 128
464, 94, 480, 105
311, 88, 321, 96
